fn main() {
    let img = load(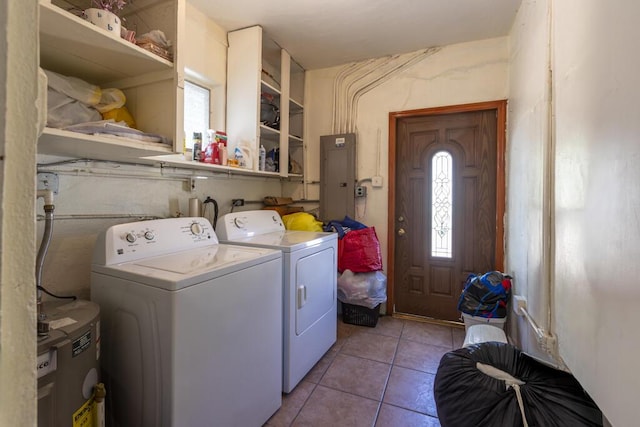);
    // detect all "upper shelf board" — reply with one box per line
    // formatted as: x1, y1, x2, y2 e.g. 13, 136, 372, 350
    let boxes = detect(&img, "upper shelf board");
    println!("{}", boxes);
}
39, 127, 174, 161
39, 2, 173, 84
